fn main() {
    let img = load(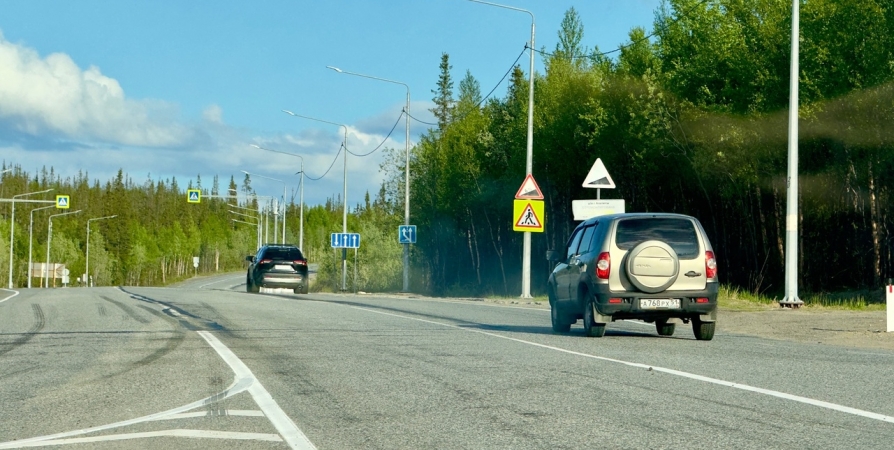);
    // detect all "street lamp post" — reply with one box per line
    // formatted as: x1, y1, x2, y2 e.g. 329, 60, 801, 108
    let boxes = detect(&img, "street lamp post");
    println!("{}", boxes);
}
28, 205, 55, 288
469, 0, 536, 298
86, 215, 117, 287
327, 66, 412, 292
8, 188, 54, 288
282, 110, 350, 291
250, 144, 305, 251
45, 209, 81, 288
241, 170, 287, 244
